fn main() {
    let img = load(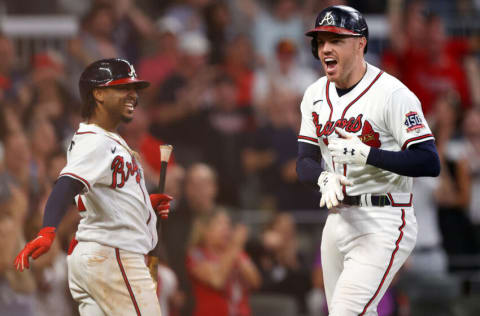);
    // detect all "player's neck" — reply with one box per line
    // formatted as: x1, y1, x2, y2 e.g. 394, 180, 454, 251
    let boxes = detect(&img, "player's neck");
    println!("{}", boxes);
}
336, 60, 367, 89
88, 113, 119, 133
